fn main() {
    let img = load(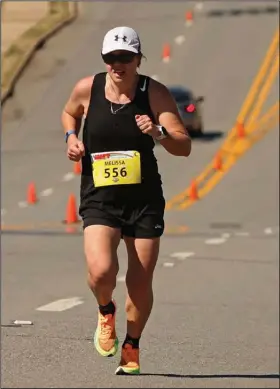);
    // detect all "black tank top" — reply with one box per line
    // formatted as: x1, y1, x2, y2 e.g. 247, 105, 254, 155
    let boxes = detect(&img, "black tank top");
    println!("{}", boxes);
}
80, 72, 163, 207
